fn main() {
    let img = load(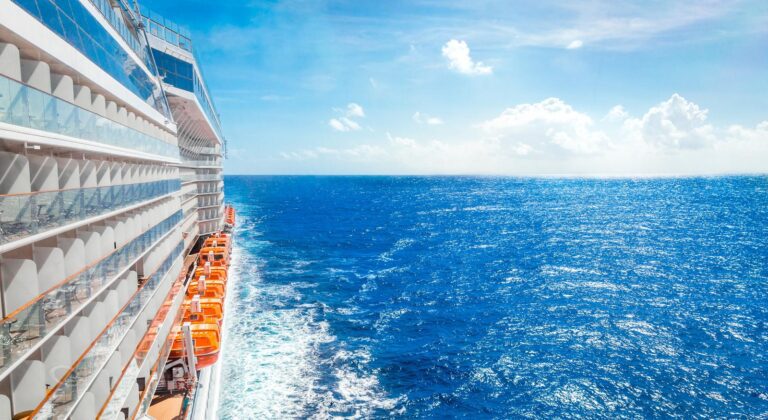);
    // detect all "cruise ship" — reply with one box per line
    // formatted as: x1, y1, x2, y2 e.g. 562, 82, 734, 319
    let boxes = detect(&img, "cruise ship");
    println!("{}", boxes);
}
0, 0, 230, 418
